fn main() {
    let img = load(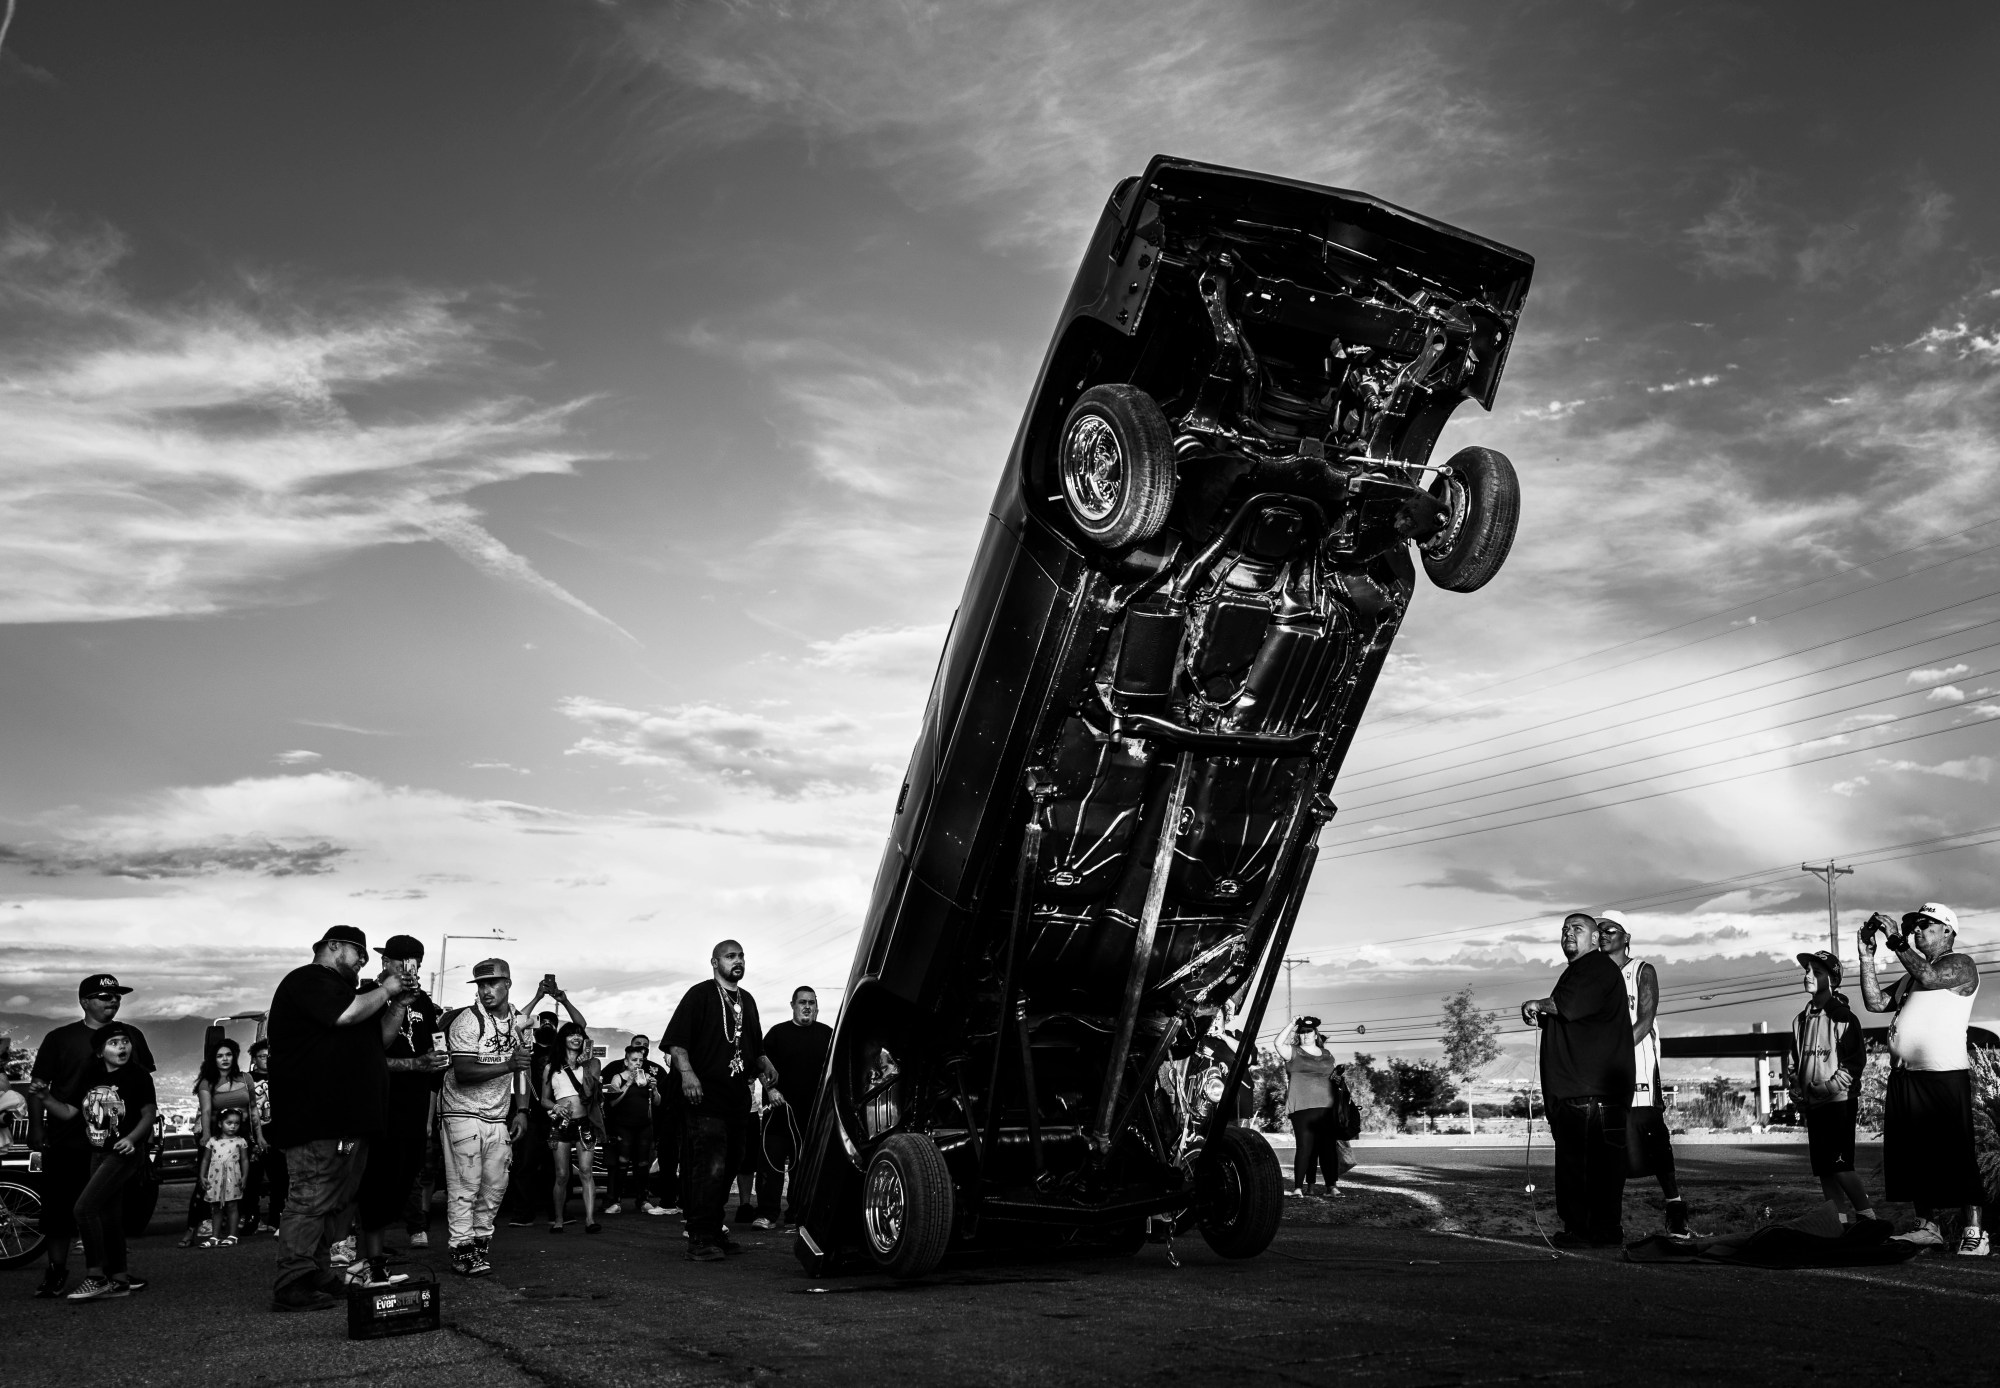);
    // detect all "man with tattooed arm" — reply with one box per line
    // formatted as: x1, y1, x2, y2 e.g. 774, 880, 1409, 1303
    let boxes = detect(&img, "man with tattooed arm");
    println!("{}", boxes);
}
1858, 901, 1987, 1256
